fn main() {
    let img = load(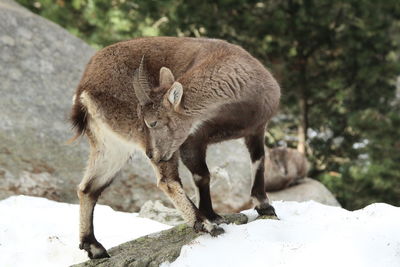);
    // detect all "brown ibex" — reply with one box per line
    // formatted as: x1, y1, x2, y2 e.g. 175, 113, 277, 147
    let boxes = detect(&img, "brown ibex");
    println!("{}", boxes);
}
264, 147, 309, 191
70, 37, 280, 259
